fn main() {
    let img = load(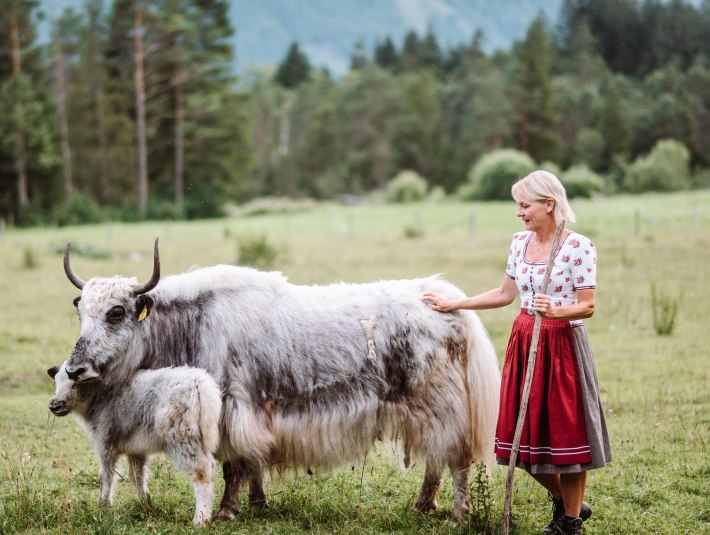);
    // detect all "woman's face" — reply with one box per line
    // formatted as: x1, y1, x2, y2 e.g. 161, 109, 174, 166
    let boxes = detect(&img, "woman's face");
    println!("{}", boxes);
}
515, 197, 552, 232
